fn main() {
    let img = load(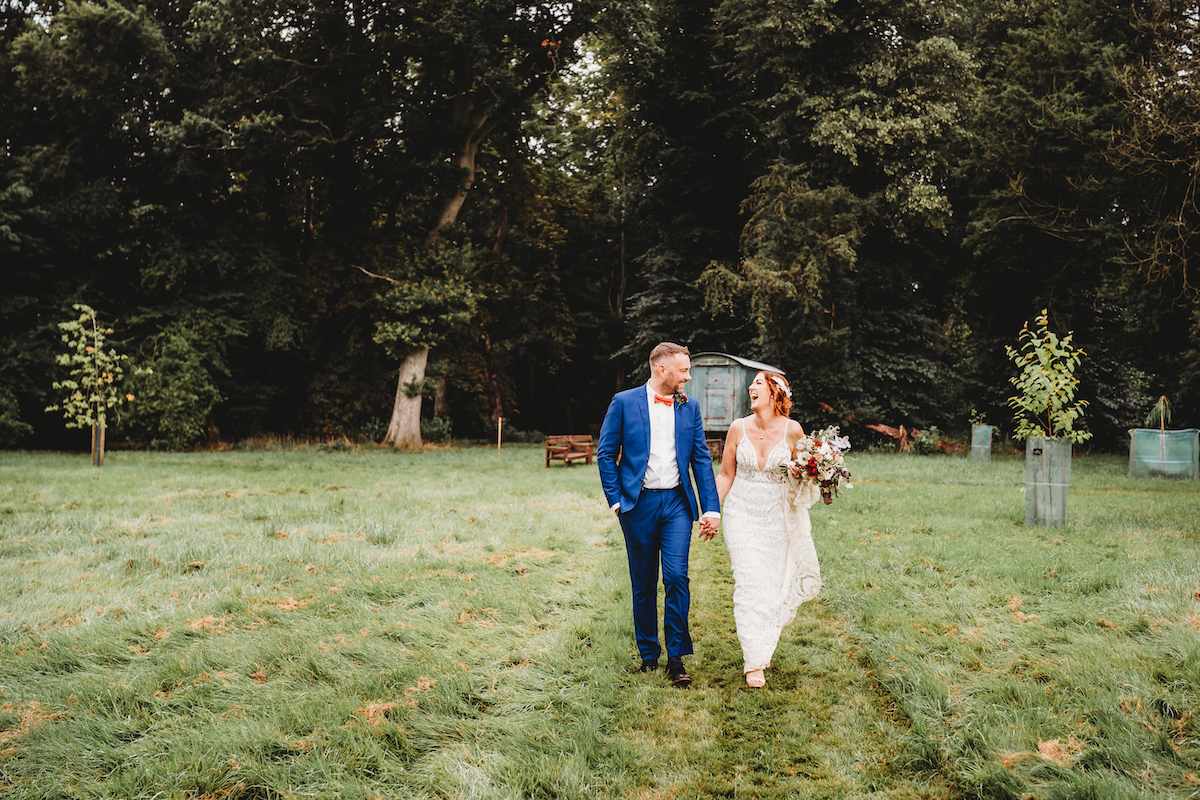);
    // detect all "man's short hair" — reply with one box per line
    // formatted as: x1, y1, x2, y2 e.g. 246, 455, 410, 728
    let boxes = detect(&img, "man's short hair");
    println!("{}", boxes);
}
649, 342, 690, 366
